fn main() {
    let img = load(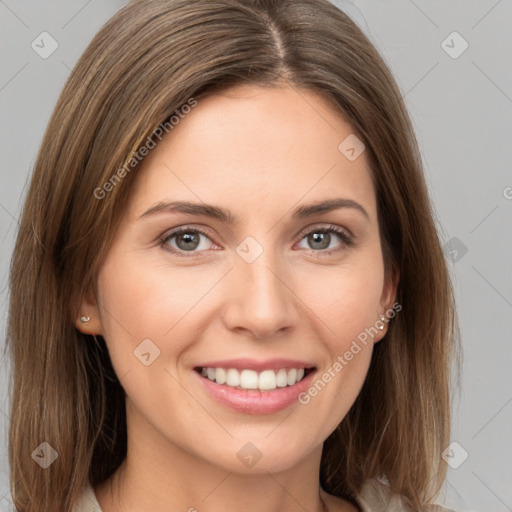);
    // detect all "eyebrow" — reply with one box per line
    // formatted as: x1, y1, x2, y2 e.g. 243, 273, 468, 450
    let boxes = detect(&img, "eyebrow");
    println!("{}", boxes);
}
139, 198, 370, 223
